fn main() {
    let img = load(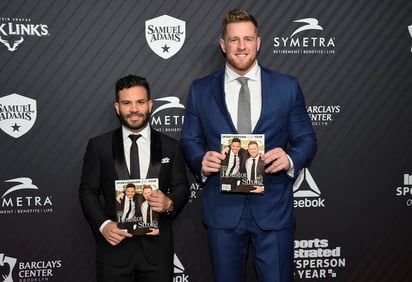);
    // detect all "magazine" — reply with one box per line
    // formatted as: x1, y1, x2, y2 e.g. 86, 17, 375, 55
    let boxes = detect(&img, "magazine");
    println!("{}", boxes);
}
115, 178, 159, 236
220, 134, 265, 193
